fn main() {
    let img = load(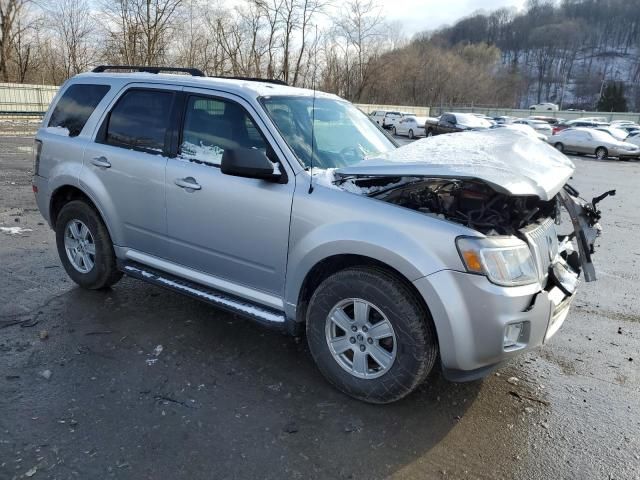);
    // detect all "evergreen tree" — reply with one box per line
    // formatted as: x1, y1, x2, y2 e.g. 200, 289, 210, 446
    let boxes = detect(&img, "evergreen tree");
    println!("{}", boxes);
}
597, 82, 628, 112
